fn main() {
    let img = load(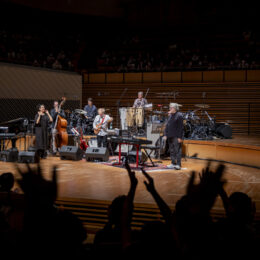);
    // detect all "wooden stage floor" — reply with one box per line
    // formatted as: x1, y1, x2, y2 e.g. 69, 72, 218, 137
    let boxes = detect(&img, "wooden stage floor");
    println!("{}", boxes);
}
1, 156, 260, 215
